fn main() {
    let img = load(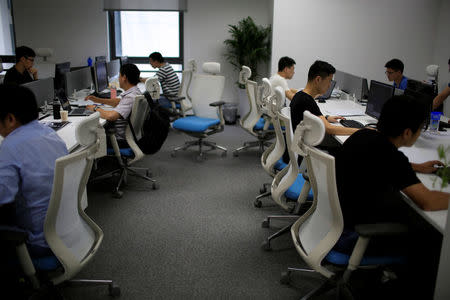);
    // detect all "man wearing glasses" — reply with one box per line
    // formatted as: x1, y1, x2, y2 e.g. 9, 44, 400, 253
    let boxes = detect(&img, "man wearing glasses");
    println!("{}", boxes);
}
3, 46, 38, 85
384, 58, 408, 90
